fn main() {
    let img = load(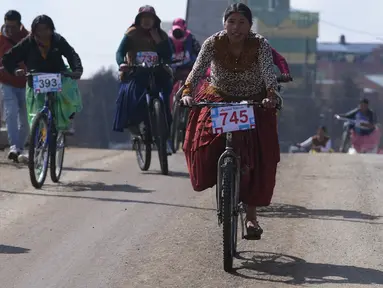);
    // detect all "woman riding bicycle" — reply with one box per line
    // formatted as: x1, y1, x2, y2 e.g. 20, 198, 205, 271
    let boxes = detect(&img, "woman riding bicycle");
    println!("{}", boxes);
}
114, 5, 173, 154
1, 15, 83, 162
336, 98, 380, 153
181, 3, 280, 239
168, 18, 201, 83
